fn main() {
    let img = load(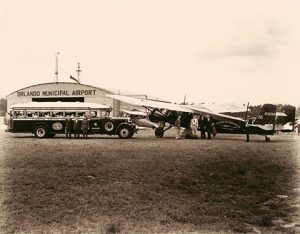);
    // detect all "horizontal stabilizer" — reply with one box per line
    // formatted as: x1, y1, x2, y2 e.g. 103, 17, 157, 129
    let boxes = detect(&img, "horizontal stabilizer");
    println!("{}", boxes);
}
276, 105, 296, 131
